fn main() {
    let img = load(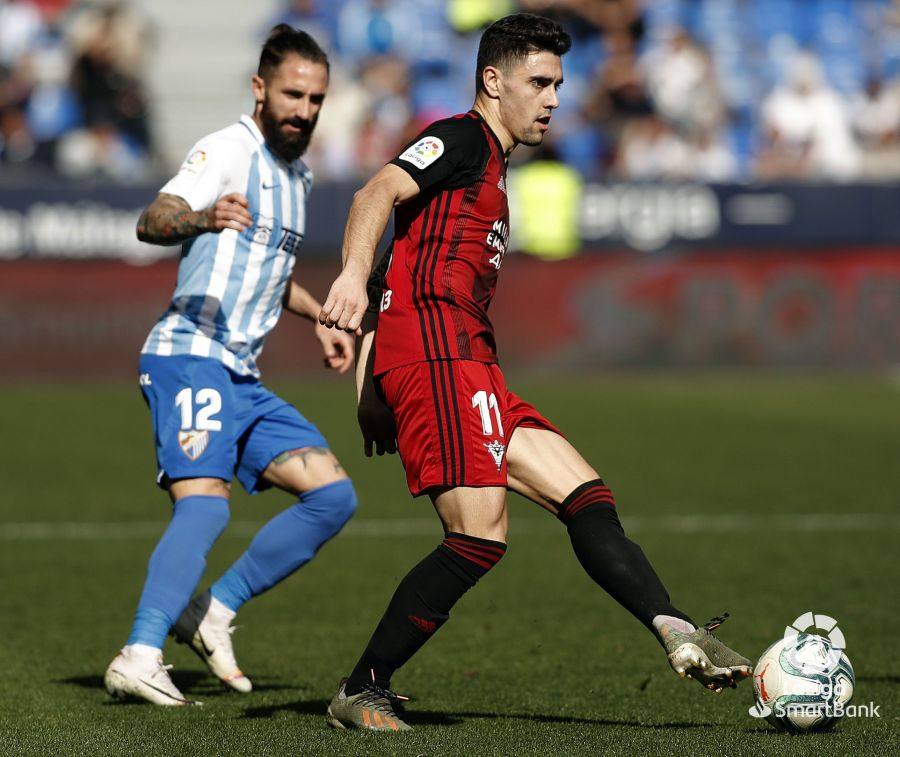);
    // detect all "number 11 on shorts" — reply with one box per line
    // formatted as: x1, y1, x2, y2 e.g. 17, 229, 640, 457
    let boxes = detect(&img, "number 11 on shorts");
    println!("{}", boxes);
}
472, 390, 503, 437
